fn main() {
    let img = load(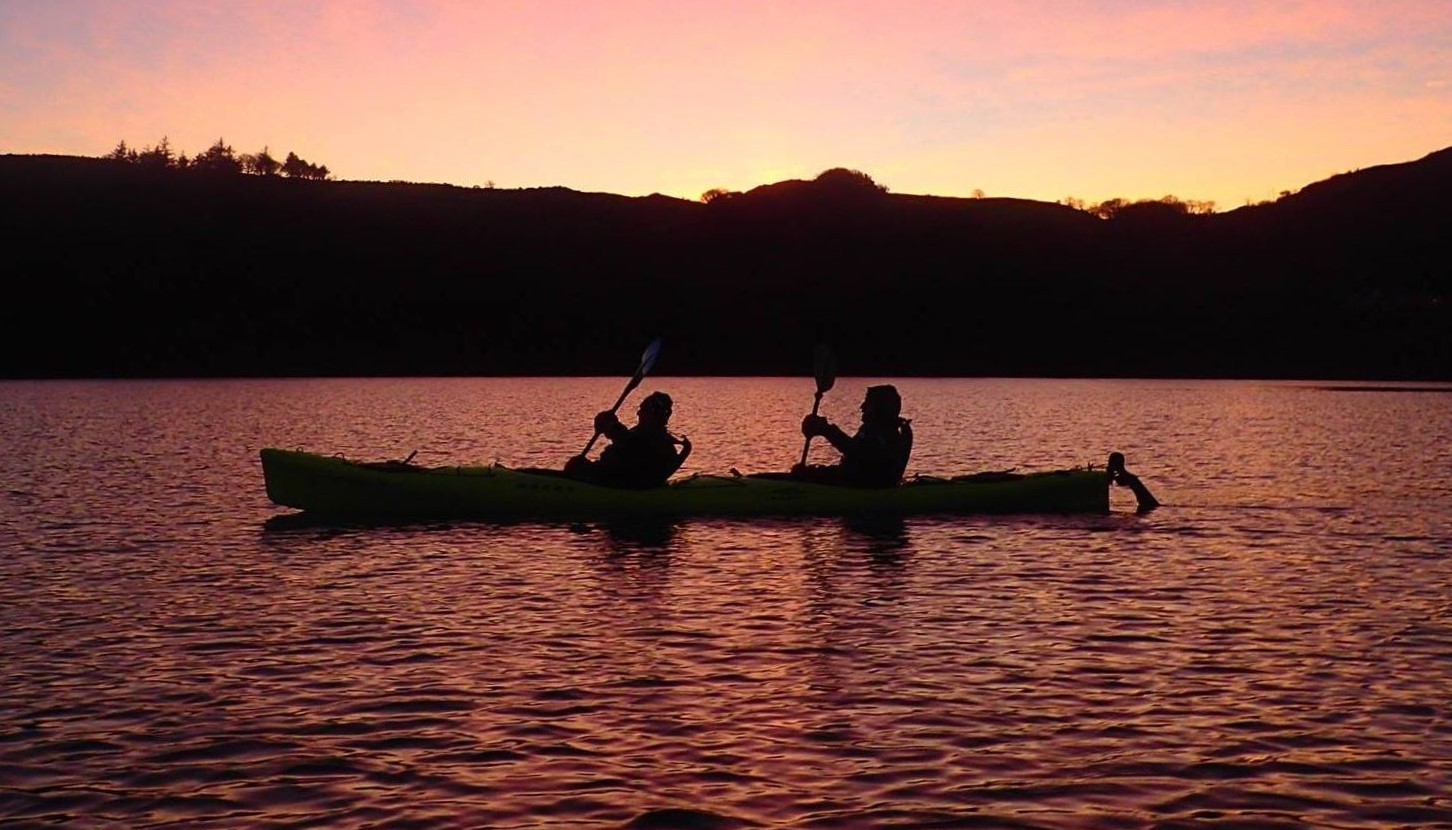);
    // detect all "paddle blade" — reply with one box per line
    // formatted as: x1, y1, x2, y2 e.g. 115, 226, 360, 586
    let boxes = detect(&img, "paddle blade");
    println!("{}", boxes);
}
638, 337, 663, 379
813, 344, 837, 394
621, 337, 662, 396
